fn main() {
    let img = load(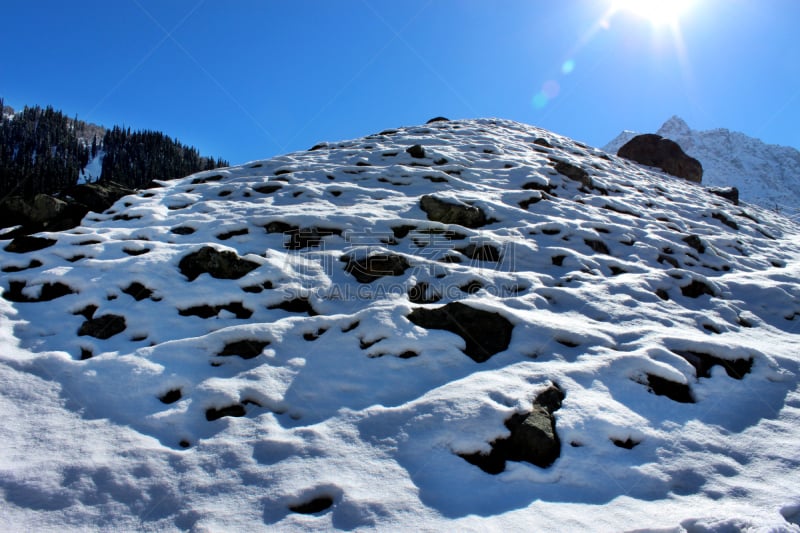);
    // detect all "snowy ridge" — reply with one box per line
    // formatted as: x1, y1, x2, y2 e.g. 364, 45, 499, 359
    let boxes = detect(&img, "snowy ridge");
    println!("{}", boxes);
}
605, 116, 800, 217
2, 118, 800, 530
